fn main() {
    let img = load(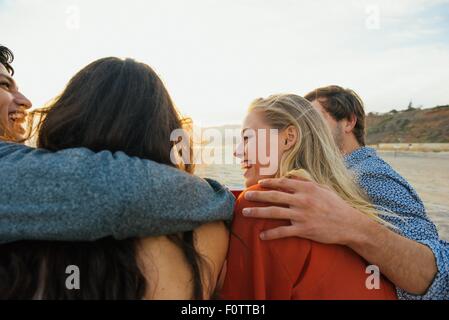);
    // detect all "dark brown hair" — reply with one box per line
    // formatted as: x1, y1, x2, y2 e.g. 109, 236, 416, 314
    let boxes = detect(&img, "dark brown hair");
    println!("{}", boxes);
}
0, 45, 14, 75
304, 85, 366, 146
0, 57, 204, 300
